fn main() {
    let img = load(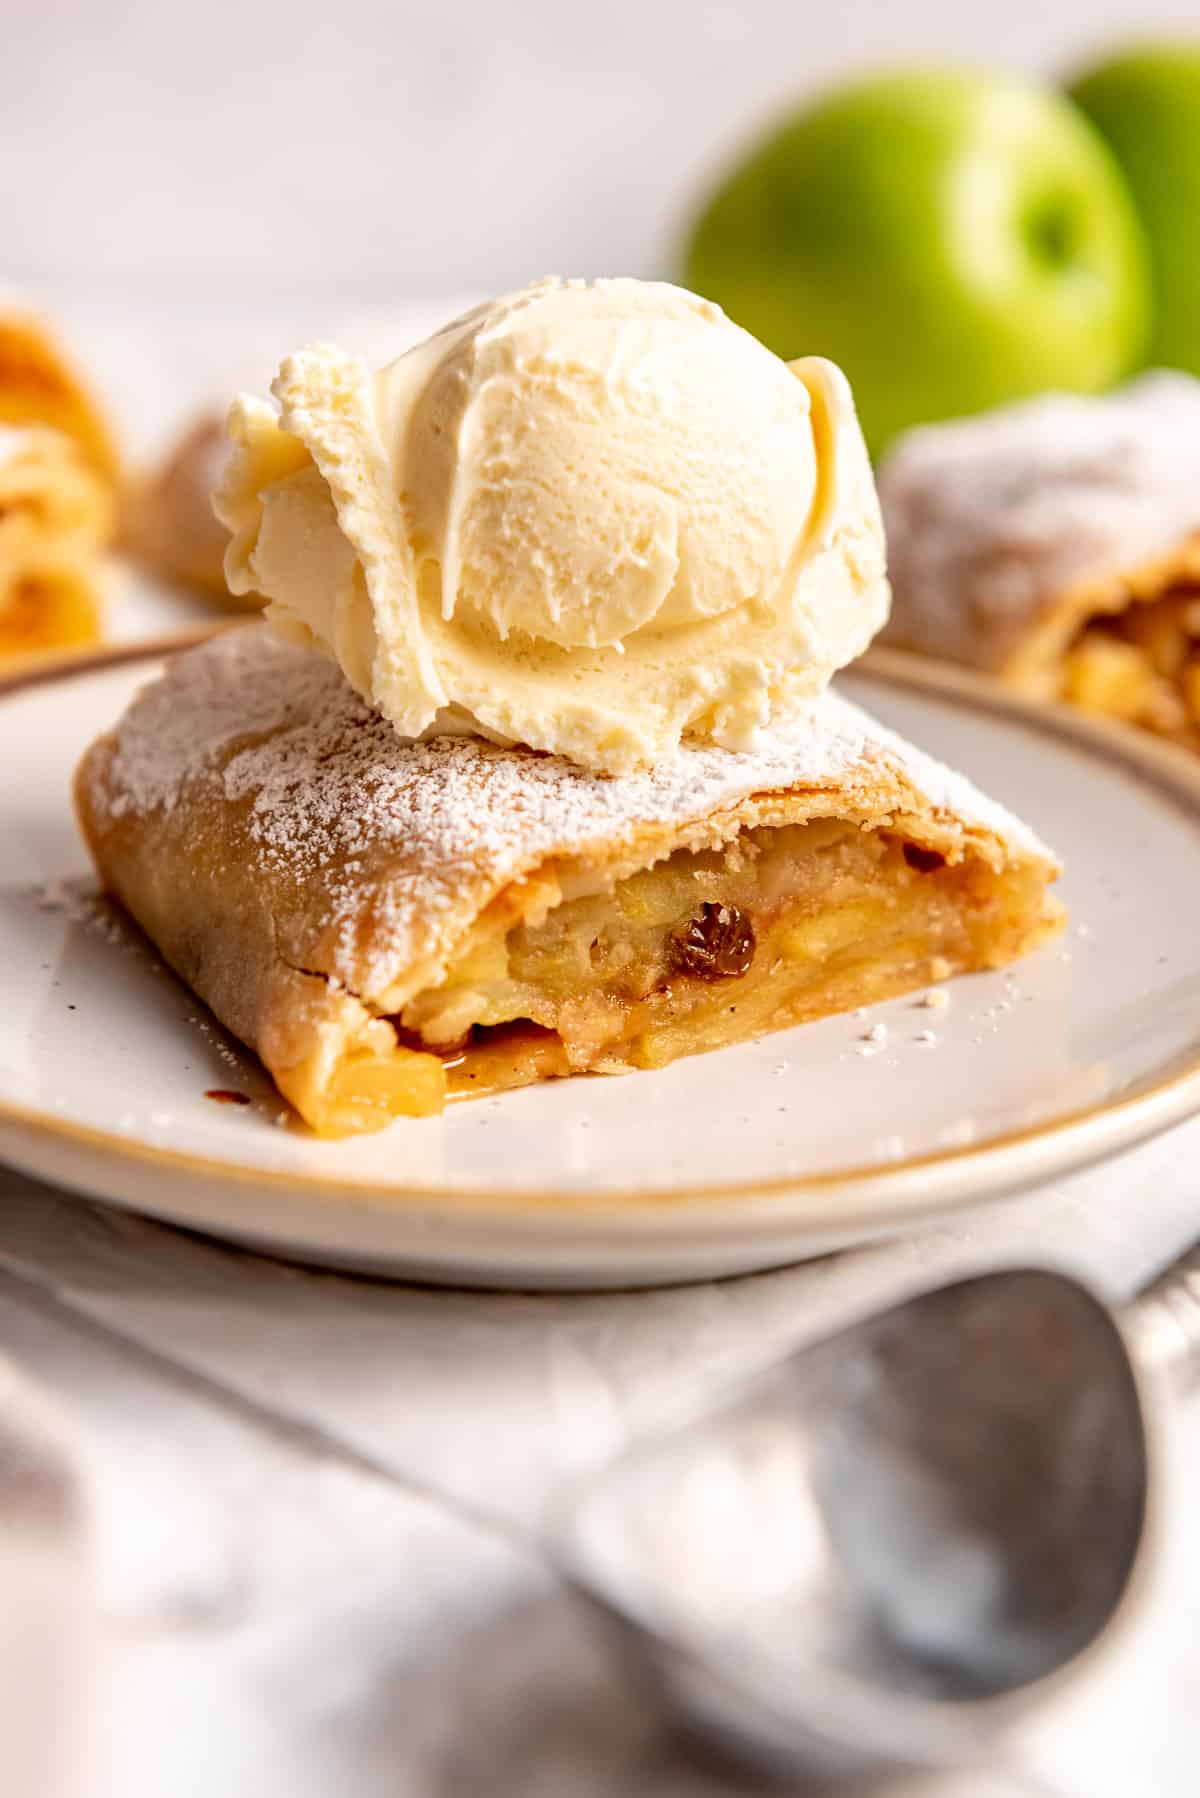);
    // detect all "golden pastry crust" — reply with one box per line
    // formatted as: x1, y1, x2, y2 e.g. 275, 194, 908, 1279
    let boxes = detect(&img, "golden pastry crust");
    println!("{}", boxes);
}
126, 414, 255, 605
0, 310, 120, 486
76, 626, 1062, 1135
0, 425, 114, 660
